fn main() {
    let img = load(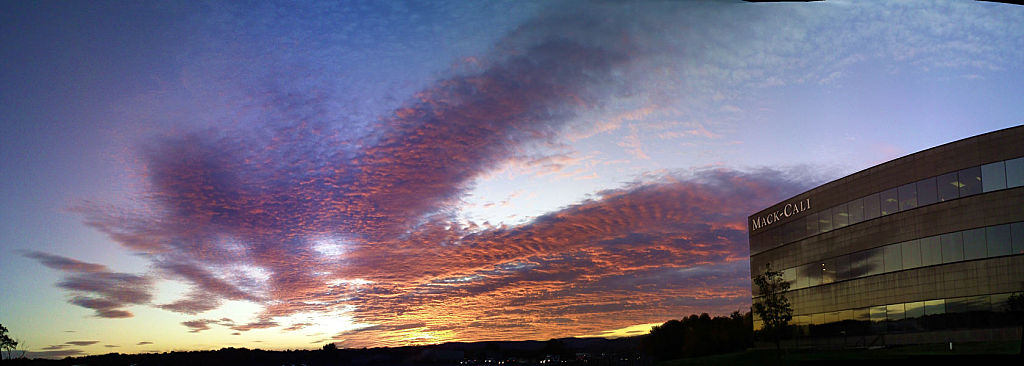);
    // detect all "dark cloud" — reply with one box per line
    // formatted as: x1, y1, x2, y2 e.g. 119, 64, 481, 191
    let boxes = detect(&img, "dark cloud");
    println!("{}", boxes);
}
156, 290, 222, 315
24, 251, 107, 273
24, 252, 152, 318
136, 341, 153, 345
65, 341, 99, 346
25, 349, 85, 359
